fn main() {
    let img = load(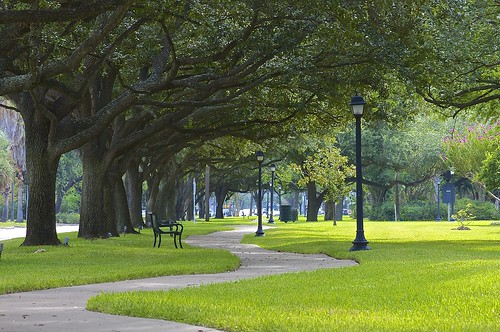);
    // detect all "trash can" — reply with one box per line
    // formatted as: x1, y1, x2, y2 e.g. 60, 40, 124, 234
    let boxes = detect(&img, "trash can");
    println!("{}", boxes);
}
280, 205, 292, 222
